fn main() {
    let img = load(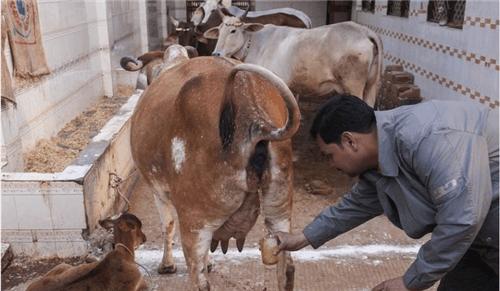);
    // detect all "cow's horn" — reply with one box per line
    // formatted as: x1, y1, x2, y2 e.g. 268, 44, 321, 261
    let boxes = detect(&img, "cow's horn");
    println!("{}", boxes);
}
217, 7, 226, 19
240, 5, 250, 19
120, 56, 144, 71
229, 64, 300, 141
